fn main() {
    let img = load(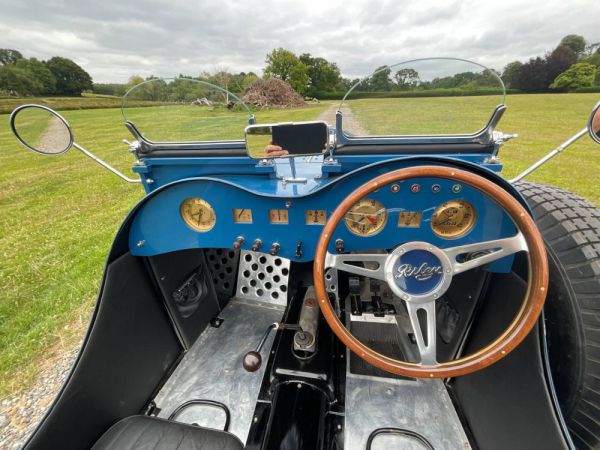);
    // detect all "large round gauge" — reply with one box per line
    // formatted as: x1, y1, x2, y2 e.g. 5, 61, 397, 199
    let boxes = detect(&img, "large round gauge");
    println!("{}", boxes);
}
180, 198, 216, 232
431, 200, 476, 238
344, 198, 387, 236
